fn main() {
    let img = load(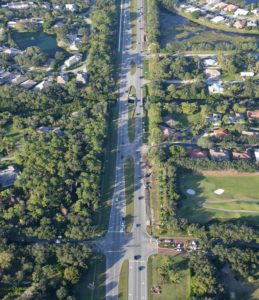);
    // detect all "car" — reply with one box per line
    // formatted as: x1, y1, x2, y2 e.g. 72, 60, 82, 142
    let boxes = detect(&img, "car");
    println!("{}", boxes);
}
139, 266, 145, 271
138, 196, 143, 200
136, 223, 141, 227
134, 255, 141, 260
